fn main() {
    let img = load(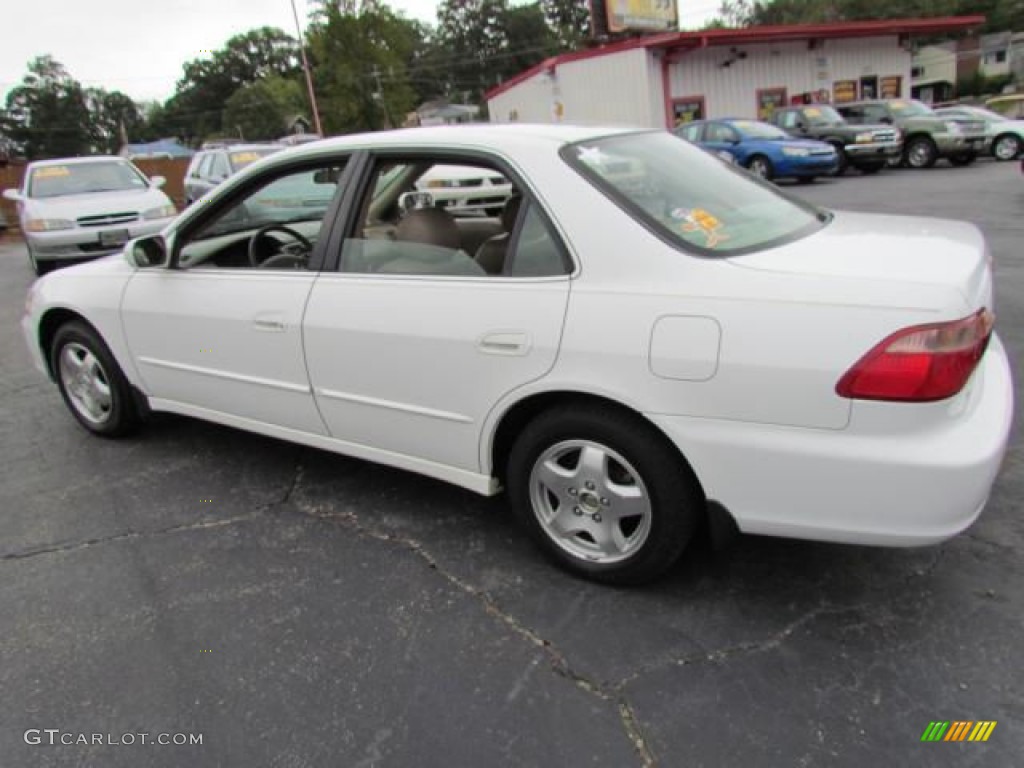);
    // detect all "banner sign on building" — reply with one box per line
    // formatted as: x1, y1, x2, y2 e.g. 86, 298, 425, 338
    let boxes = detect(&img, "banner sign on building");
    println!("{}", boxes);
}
606, 0, 678, 33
